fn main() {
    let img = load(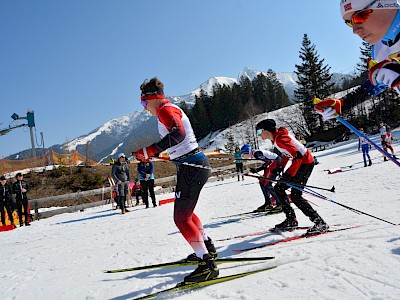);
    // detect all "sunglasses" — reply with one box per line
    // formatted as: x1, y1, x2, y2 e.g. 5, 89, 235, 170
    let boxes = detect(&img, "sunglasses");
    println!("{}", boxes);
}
141, 100, 147, 107
256, 129, 263, 135
344, 0, 377, 27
